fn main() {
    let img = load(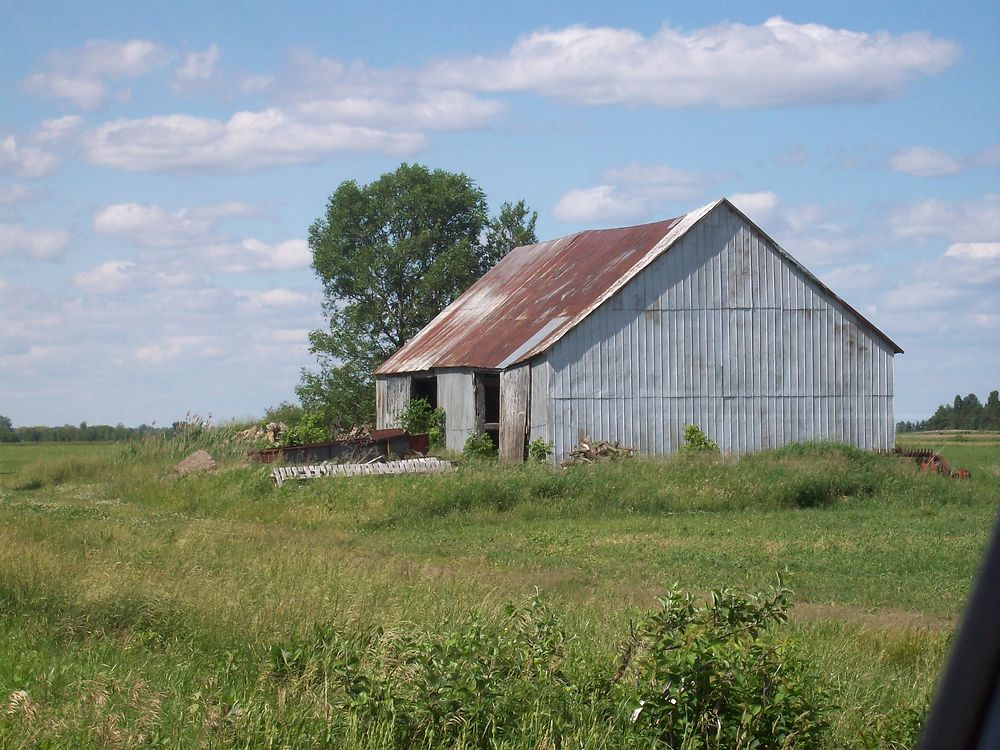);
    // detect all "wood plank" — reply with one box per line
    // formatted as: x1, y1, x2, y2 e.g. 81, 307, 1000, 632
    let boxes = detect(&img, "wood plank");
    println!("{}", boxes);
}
500, 364, 531, 462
